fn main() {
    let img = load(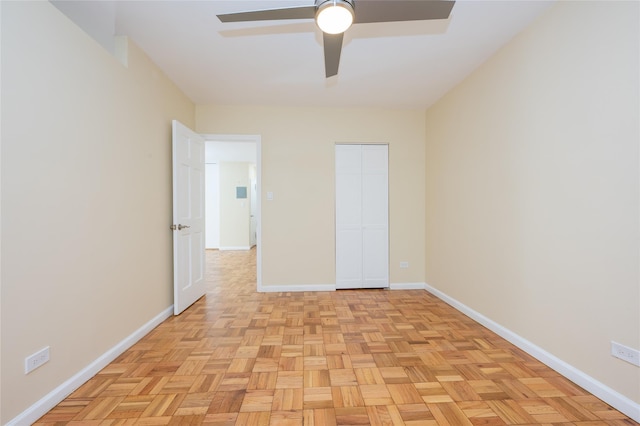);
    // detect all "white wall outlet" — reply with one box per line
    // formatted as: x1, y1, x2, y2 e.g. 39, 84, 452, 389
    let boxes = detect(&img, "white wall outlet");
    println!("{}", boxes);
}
25, 346, 50, 374
611, 341, 640, 367
400, 261, 409, 268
